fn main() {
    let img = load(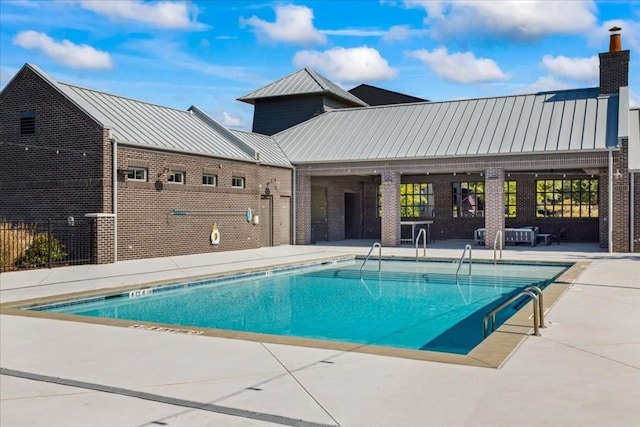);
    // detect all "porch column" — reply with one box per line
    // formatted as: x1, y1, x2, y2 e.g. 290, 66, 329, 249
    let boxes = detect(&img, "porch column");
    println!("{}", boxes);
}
381, 171, 400, 246
85, 213, 115, 264
484, 168, 505, 250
